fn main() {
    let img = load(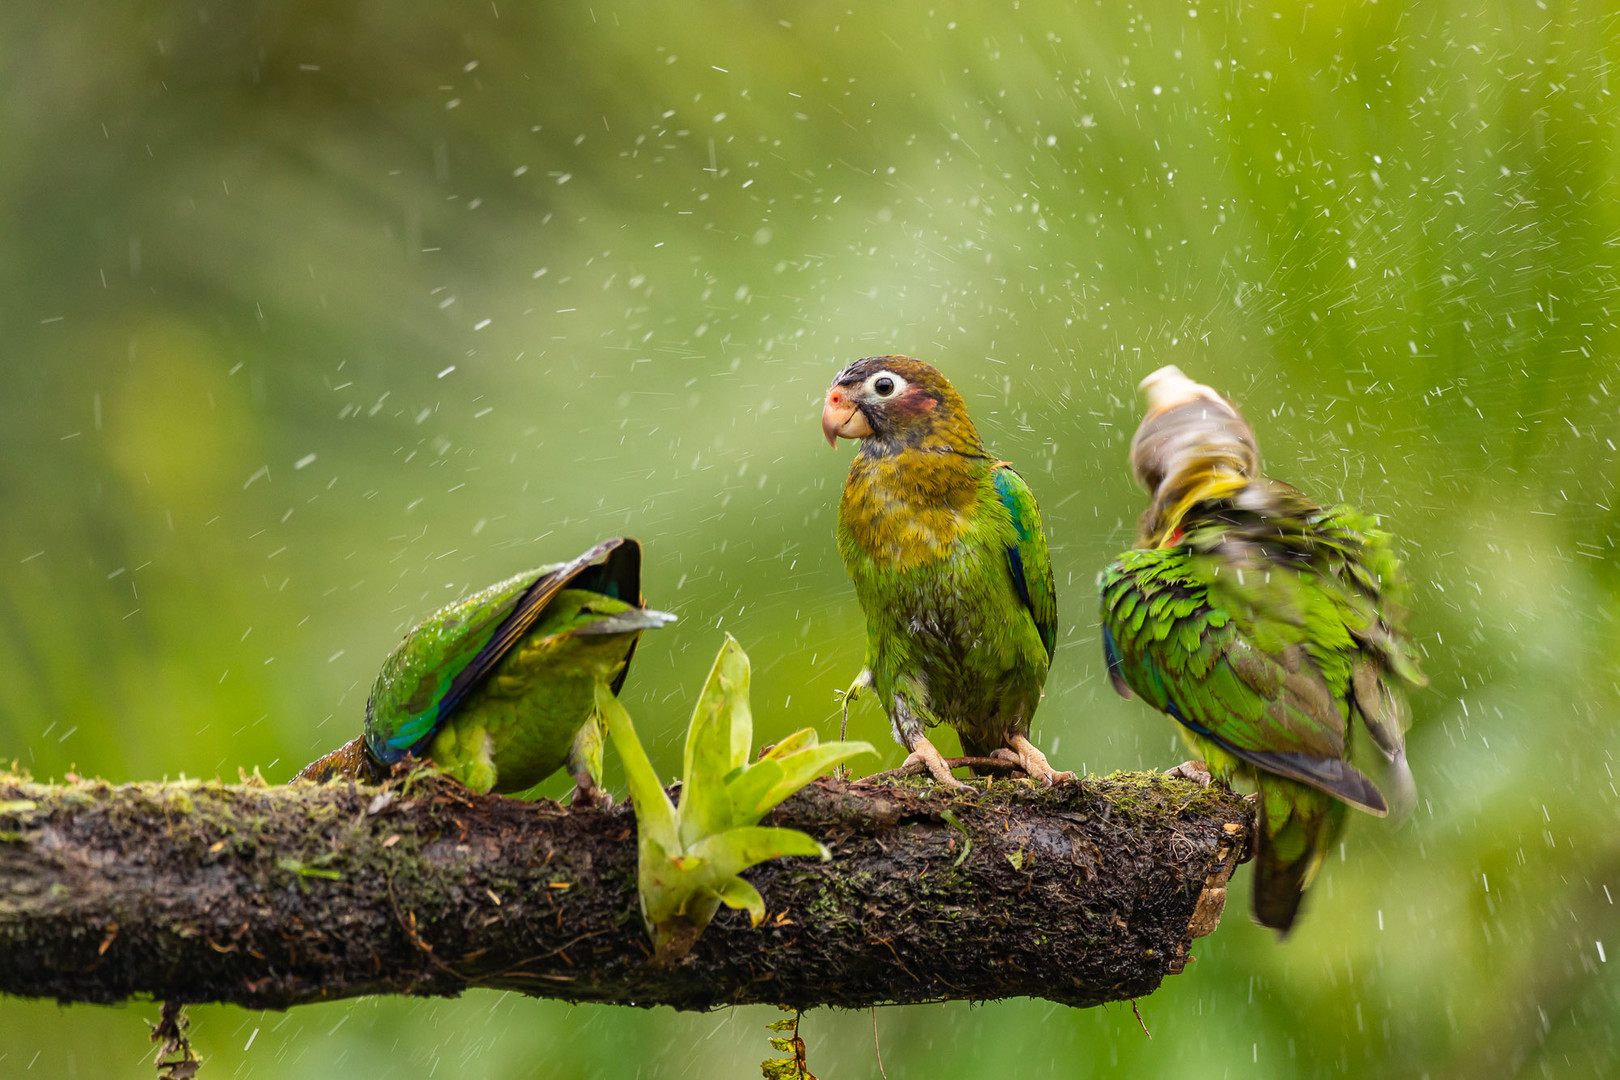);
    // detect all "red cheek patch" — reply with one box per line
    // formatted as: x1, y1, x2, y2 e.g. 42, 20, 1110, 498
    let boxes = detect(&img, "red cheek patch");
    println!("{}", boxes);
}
890, 390, 937, 415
